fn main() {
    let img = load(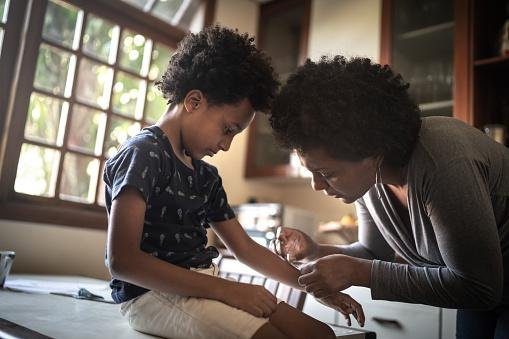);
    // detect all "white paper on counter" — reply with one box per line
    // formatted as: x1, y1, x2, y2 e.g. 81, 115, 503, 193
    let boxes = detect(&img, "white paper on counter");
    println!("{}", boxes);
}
4, 276, 114, 302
